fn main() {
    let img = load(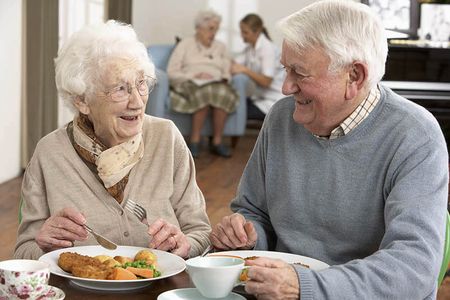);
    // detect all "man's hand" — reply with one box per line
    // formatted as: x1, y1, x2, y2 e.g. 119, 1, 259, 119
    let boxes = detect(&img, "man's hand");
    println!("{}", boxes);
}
148, 218, 190, 259
245, 257, 300, 300
35, 207, 88, 252
209, 213, 257, 250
